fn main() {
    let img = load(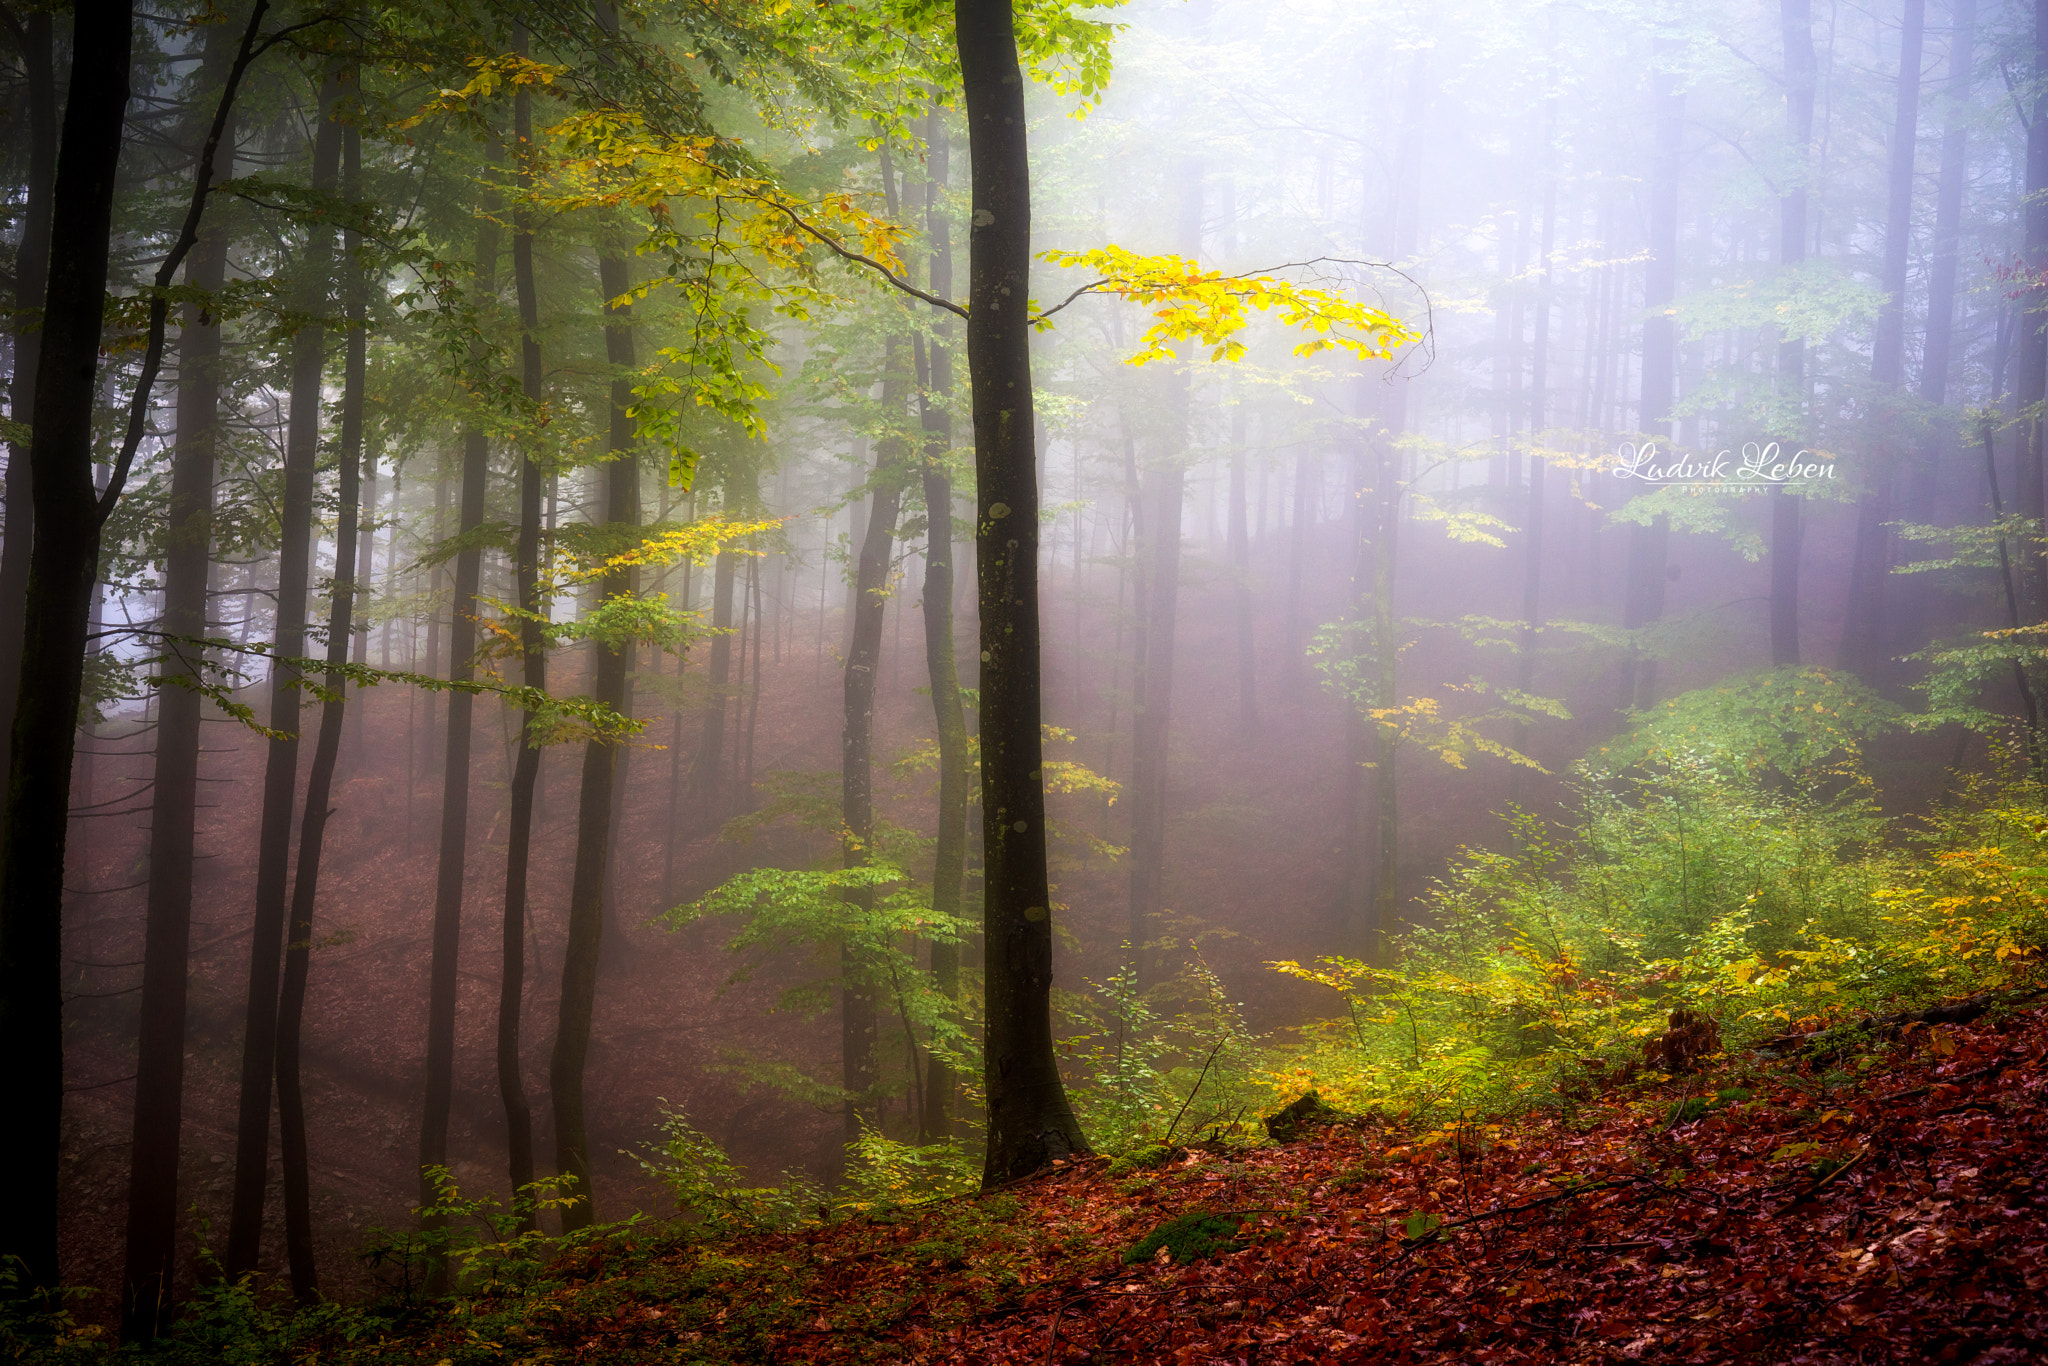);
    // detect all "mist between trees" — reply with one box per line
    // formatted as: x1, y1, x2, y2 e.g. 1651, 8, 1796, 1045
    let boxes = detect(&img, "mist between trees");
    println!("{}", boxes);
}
5, 0, 2048, 1346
